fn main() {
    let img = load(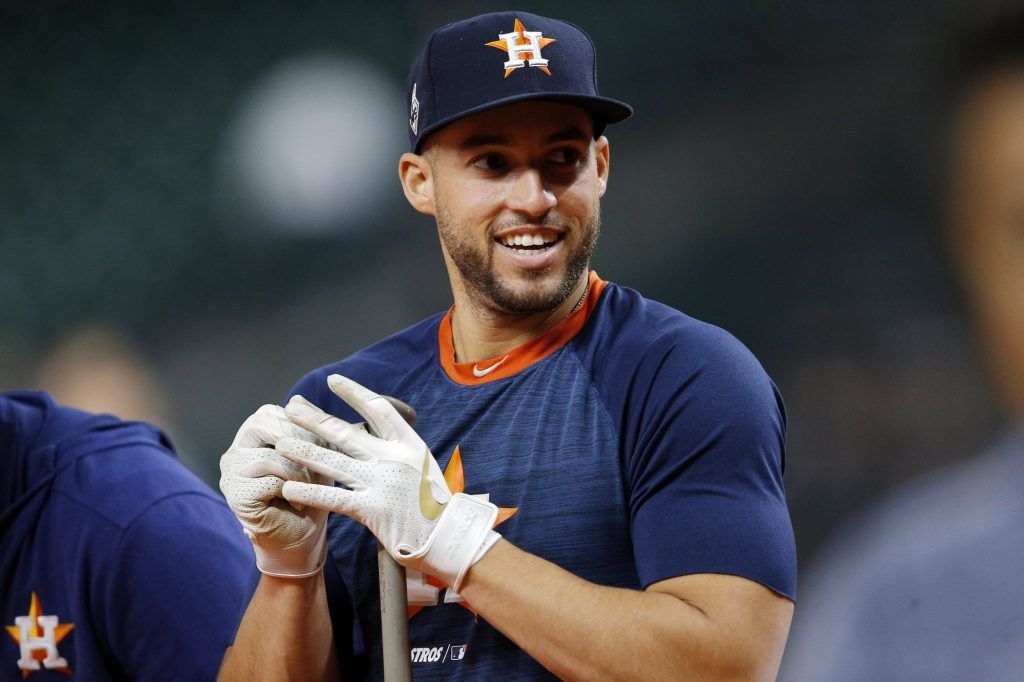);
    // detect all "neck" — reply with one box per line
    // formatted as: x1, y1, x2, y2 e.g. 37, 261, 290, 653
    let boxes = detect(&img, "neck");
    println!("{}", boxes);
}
449, 272, 591, 363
